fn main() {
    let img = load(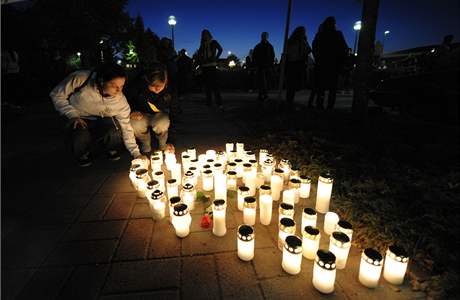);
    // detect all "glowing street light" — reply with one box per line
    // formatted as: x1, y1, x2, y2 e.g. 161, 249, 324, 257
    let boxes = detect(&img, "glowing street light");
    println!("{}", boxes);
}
383, 30, 390, 53
76, 52, 81, 57
168, 15, 177, 48
353, 21, 362, 55
228, 50, 232, 55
